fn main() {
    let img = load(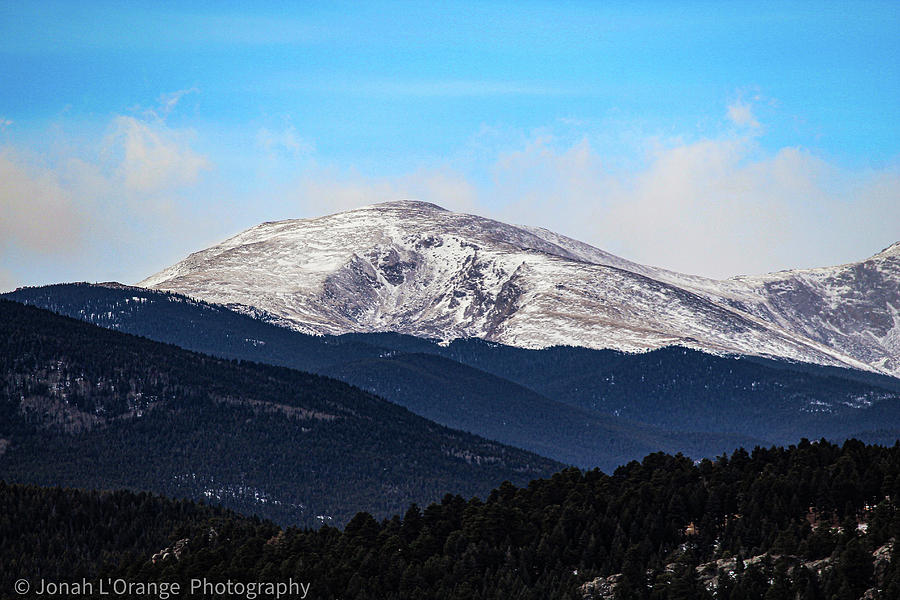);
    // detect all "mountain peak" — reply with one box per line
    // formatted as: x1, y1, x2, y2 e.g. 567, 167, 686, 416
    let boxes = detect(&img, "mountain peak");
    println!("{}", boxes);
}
361, 199, 448, 212
258, 200, 448, 229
